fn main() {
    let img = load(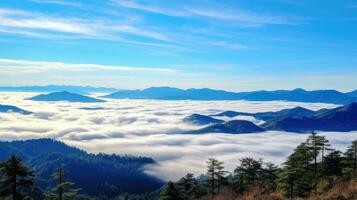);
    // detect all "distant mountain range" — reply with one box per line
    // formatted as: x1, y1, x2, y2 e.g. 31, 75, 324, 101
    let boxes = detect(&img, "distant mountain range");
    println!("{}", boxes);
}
27, 91, 106, 103
212, 106, 316, 121
0, 85, 118, 93
184, 103, 357, 133
0, 85, 356, 104
102, 87, 241, 100
0, 139, 163, 196
186, 120, 265, 134
262, 103, 357, 132
0, 104, 32, 115
103, 87, 356, 104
